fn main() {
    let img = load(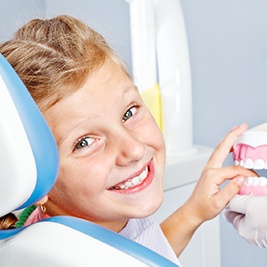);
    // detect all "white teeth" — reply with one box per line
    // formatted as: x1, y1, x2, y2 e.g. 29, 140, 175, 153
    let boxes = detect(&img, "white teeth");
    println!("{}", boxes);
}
244, 177, 267, 186
124, 181, 132, 188
116, 167, 148, 190
254, 159, 265, 169
244, 159, 254, 169
235, 159, 267, 170
260, 177, 267, 186
244, 177, 252, 186
132, 177, 140, 185
139, 169, 147, 181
